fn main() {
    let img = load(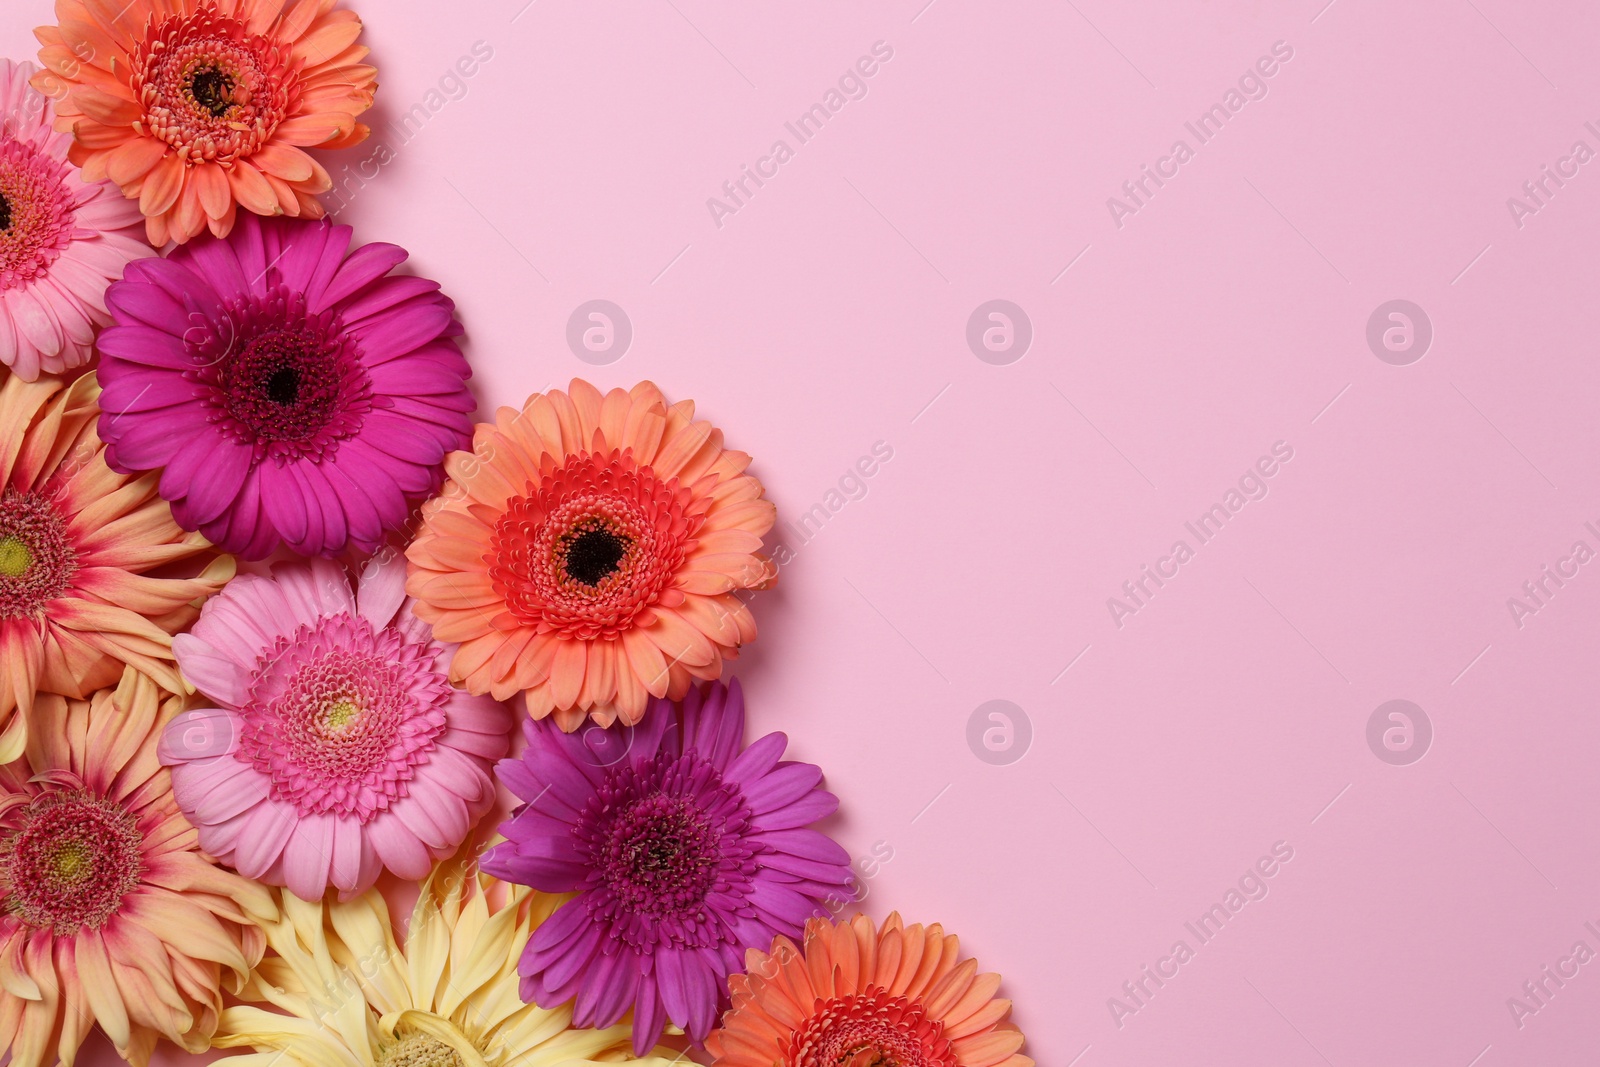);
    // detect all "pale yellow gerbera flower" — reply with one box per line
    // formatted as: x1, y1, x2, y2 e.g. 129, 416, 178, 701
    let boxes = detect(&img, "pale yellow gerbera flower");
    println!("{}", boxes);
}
213, 854, 684, 1067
